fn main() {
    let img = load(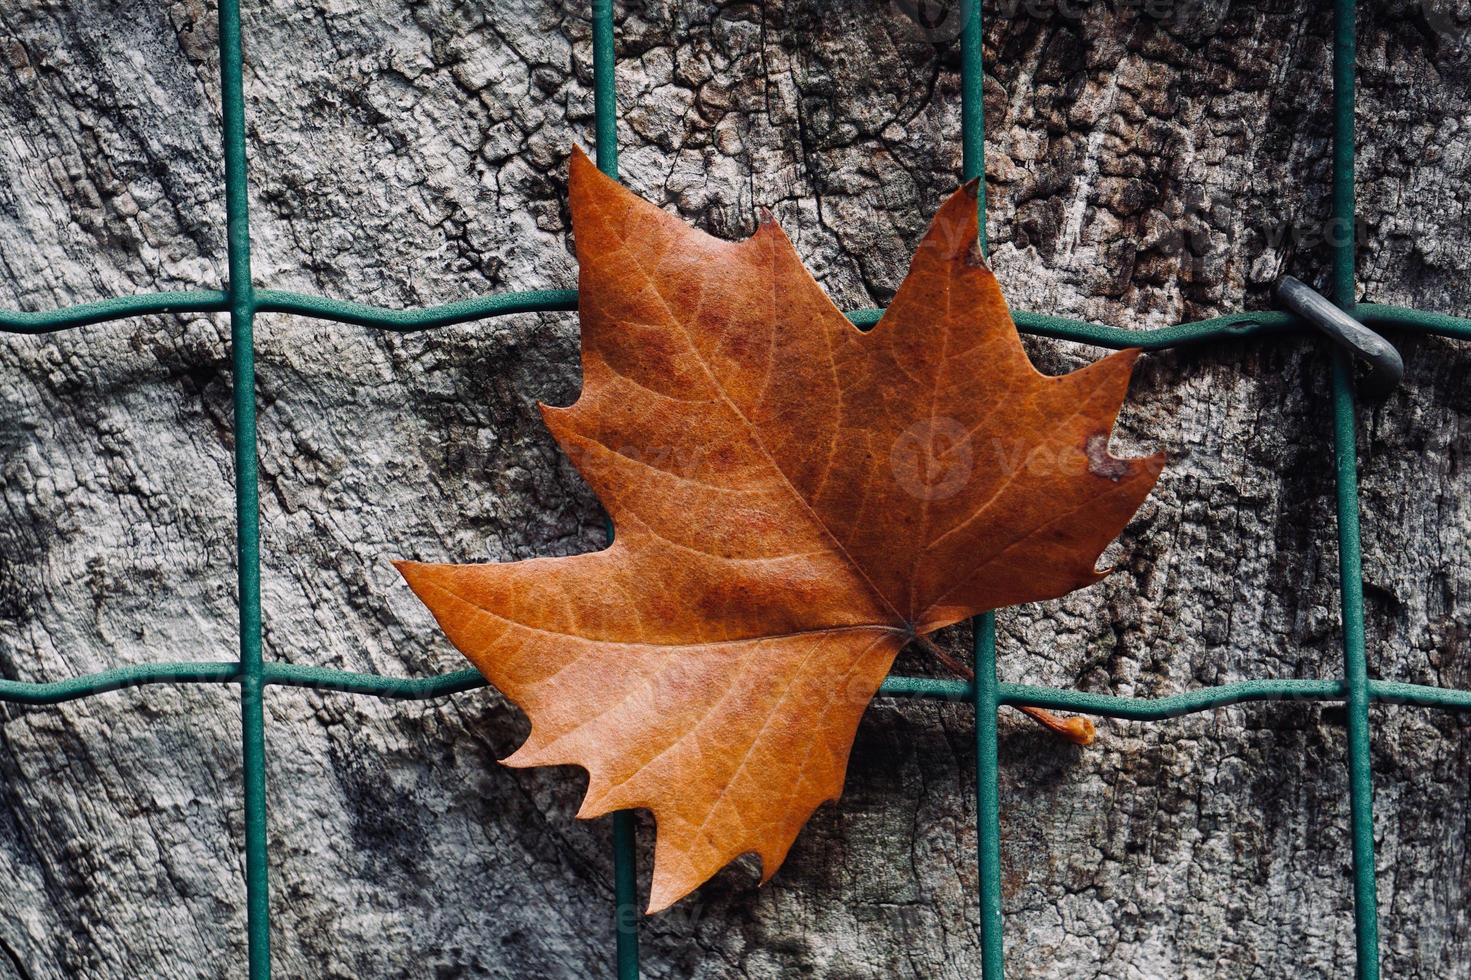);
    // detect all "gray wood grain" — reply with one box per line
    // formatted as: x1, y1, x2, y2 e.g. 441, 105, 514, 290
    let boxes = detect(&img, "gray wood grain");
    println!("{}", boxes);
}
1, 0, 1468, 976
